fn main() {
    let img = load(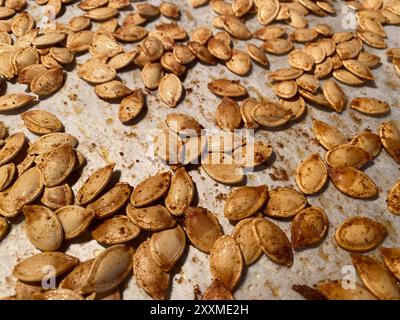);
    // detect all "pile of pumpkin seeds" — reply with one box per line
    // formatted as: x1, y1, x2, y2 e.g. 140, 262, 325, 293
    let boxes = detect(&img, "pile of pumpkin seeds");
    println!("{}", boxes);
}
0, 0, 400, 300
